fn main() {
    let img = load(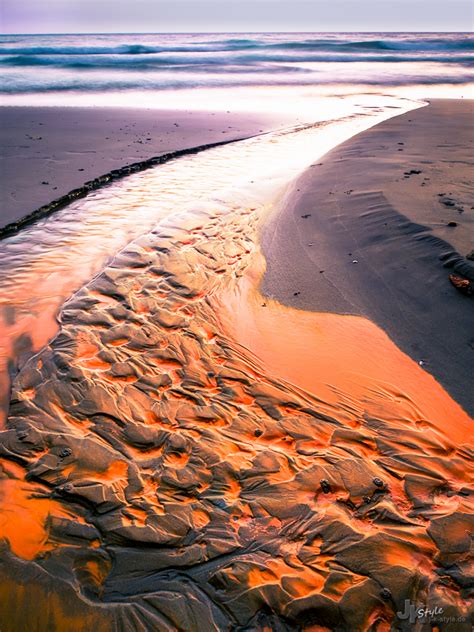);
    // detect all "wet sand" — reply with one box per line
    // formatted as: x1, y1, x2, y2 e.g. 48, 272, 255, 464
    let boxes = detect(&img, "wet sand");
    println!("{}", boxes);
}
0, 106, 291, 231
0, 100, 472, 630
262, 100, 474, 416
1, 196, 472, 630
